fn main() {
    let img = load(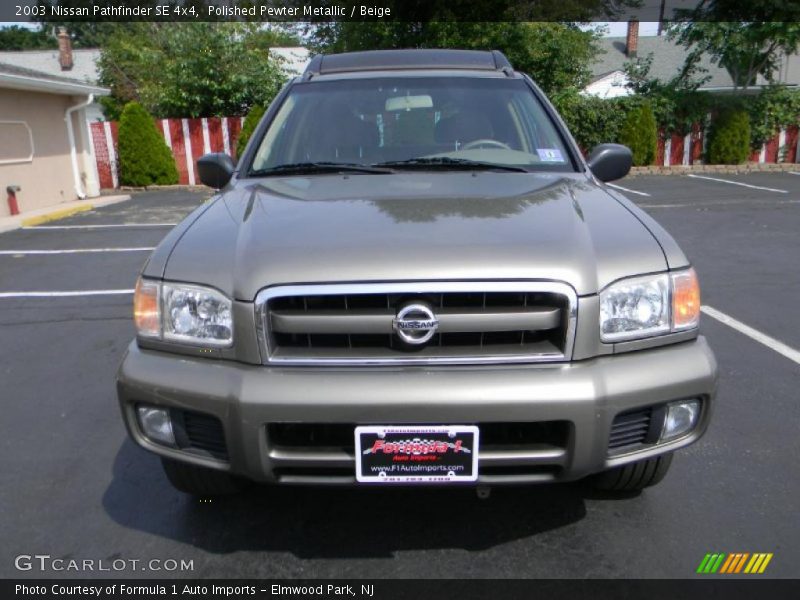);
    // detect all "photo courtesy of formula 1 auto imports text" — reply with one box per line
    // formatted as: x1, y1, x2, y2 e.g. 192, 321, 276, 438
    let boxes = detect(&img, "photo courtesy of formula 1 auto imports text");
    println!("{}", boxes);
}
0, 1, 798, 599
